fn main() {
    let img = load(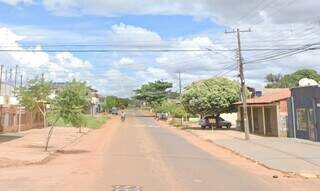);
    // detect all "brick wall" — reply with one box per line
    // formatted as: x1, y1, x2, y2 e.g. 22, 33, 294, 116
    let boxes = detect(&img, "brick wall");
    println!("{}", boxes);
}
279, 99, 288, 113
0, 106, 44, 133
